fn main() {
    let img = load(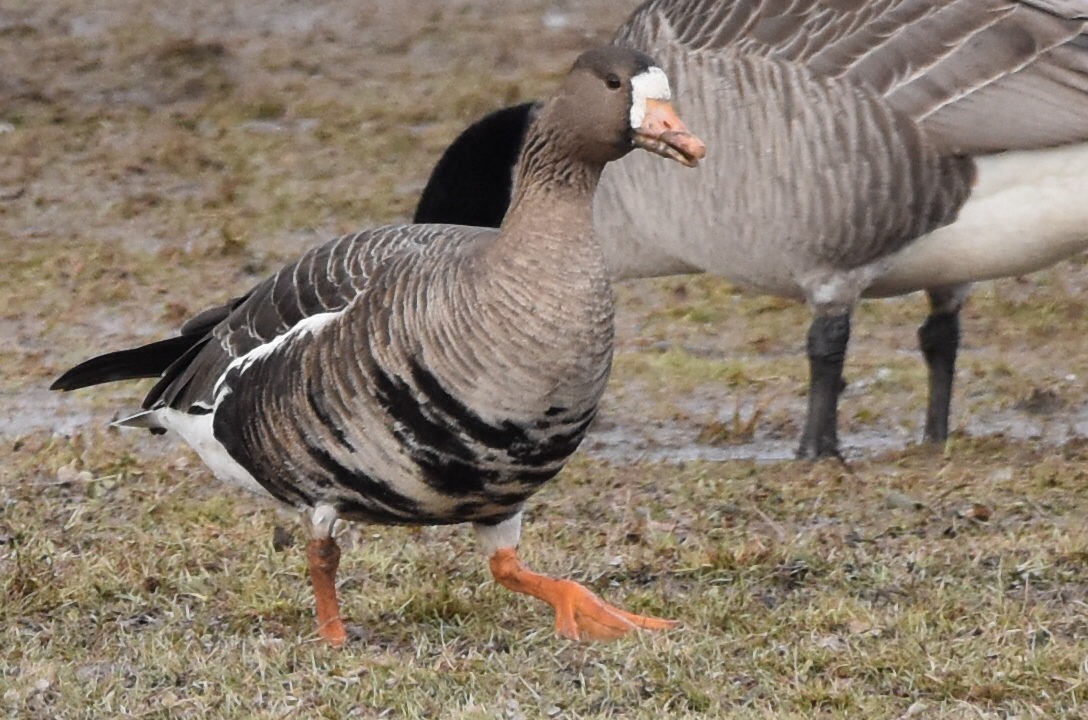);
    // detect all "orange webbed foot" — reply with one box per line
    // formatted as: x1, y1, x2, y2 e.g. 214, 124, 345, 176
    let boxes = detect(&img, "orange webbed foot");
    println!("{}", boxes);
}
547, 577, 677, 641
489, 547, 676, 642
